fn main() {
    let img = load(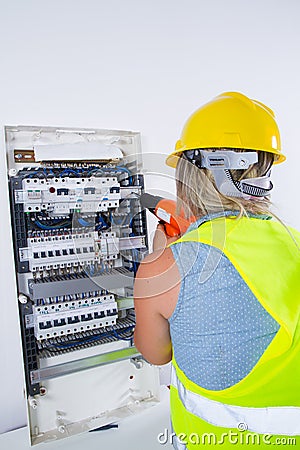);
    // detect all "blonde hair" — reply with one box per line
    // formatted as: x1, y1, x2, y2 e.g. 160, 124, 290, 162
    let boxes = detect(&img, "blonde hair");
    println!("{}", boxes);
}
176, 149, 274, 219
176, 148, 300, 255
